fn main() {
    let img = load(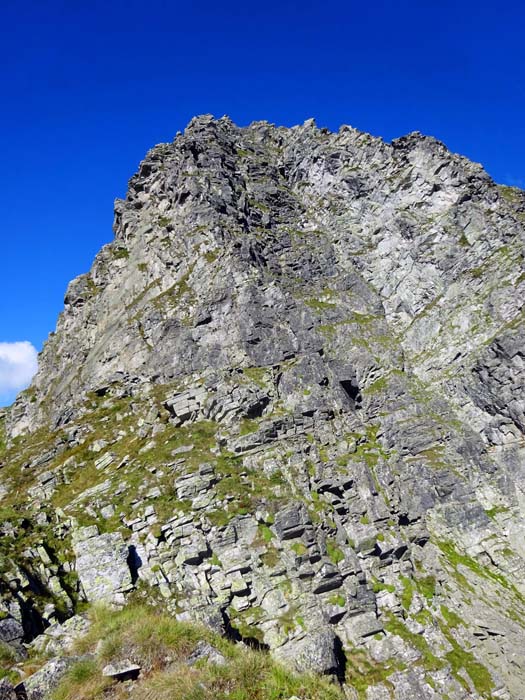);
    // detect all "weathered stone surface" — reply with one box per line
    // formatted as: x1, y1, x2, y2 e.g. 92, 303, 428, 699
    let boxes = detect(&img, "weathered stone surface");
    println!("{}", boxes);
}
274, 504, 311, 541
0, 679, 16, 700
275, 629, 341, 675
0, 619, 24, 647
18, 657, 74, 700
30, 615, 90, 656
2, 115, 525, 698
339, 611, 383, 645
102, 660, 141, 680
73, 531, 133, 604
